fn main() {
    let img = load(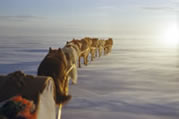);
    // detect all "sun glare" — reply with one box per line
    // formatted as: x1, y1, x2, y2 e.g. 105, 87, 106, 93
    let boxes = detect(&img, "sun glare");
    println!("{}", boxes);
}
161, 23, 179, 48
